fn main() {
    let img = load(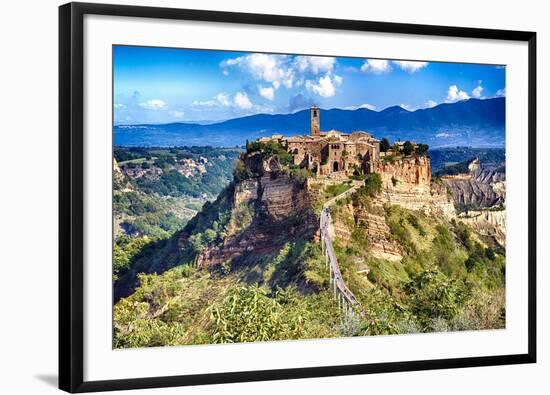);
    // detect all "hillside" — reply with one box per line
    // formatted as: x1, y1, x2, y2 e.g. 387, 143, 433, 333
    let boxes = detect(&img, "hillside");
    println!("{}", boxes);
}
113, 142, 506, 348
112, 146, 240, 281
114, 97, 505, 148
